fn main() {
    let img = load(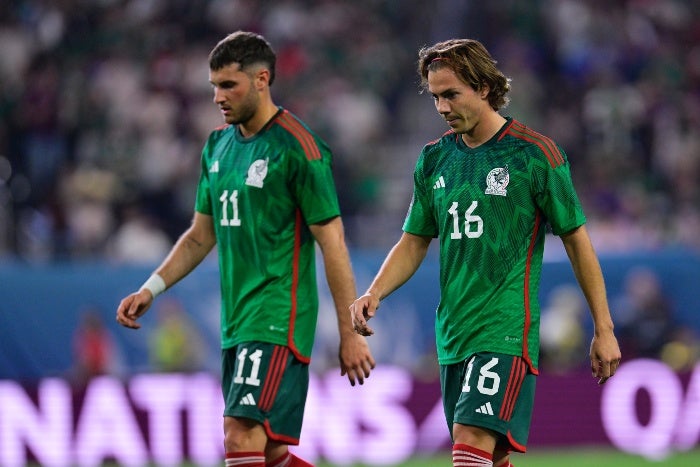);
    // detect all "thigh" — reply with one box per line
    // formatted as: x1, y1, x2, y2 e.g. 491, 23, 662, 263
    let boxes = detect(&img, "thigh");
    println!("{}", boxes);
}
223, 415, 268, 452
222, 342, 309, 445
